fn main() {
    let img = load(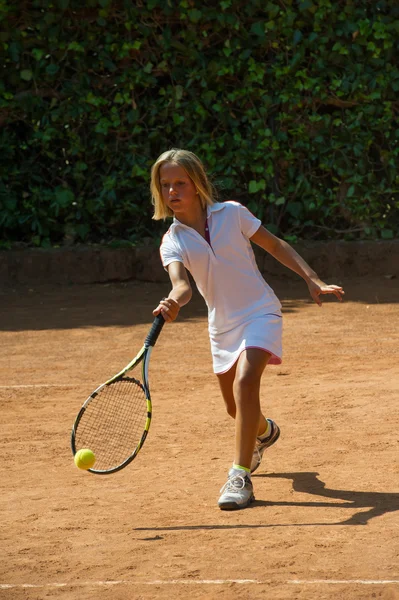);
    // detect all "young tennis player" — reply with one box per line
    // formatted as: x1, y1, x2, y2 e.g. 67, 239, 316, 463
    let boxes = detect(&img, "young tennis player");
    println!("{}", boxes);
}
151, 148, 344, 510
